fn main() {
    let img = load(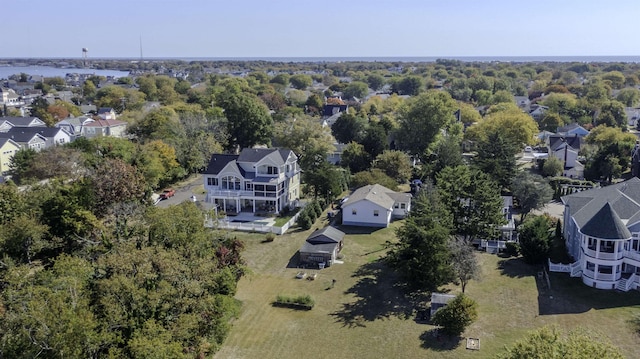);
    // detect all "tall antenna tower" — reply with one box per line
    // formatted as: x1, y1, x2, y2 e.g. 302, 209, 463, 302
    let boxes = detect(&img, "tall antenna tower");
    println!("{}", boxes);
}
139, 35, 143, 62
82, 47, 89, 67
